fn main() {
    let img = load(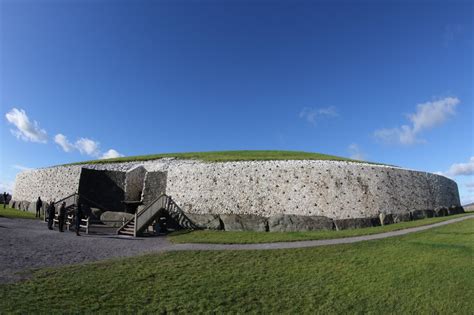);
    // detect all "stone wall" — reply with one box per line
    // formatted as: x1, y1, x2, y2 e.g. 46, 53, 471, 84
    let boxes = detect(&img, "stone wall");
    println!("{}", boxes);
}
11, 159, 461, 221
12, 165, 82, 203
165, 160, 460, 220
